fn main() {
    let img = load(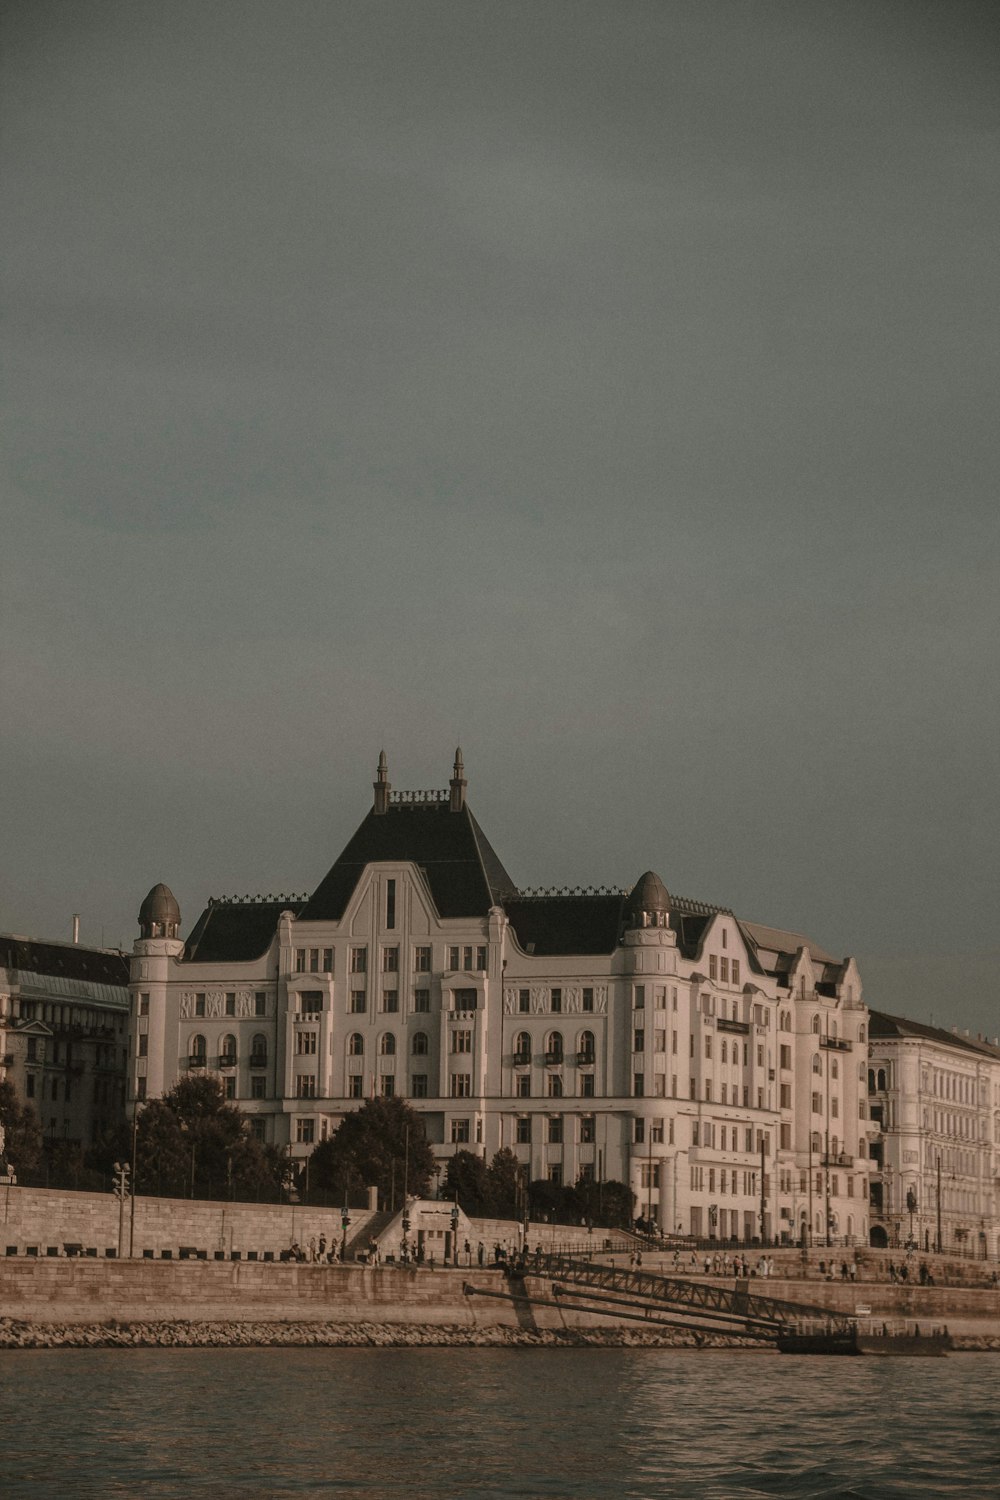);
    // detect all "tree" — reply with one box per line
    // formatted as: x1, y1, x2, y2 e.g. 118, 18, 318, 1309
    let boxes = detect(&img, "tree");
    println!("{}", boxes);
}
569, 1176, 634, 1229
445, 1150, 489, 1215
484, 1147, 522, 1219
0, 1080, 42, 1177
134, 1074, 281, 1202
307, 1097, 434, 1210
